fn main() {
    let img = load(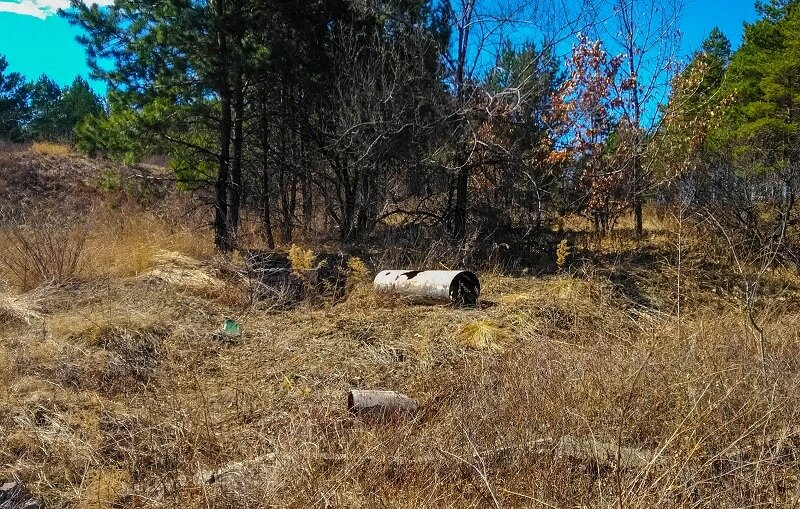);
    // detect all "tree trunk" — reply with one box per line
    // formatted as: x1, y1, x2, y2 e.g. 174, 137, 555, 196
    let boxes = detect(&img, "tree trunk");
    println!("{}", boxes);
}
450, 0, 475, 244
627, 20, 644, 238
453, 164, 468, 241
261, 94, 275, 249
340, 169, 357, 242
301, 152, 313, 224
278, 84, 295, 244
214, 0, 232, 253
634, 198, 643, 237
215, 113, 231, 252
229, 57, 244, 251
